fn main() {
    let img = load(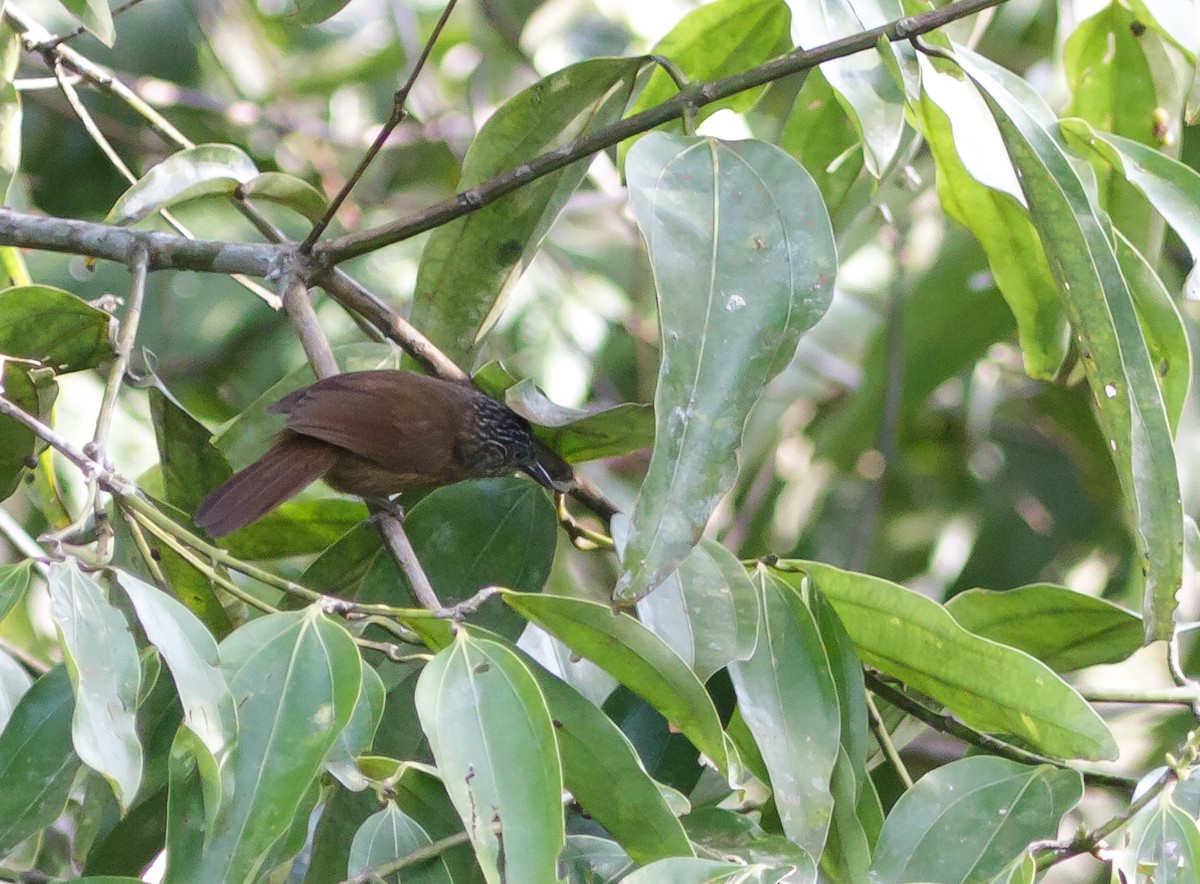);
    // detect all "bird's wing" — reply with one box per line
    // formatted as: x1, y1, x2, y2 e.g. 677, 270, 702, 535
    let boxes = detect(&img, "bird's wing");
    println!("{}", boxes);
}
273, 371, 466, 474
